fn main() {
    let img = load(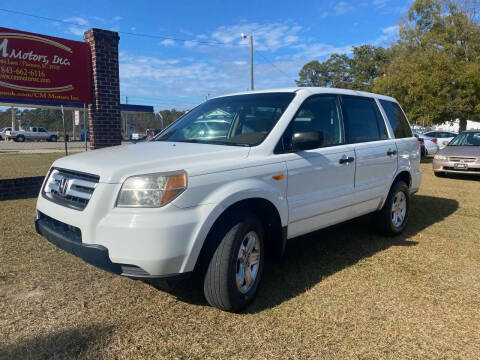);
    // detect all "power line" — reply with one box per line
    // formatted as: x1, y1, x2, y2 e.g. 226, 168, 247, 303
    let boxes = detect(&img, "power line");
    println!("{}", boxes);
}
0, 8, 248, 47
256, 52, 294, 82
